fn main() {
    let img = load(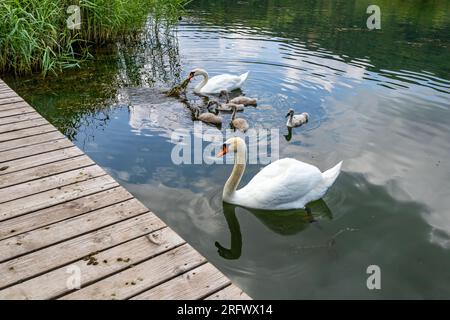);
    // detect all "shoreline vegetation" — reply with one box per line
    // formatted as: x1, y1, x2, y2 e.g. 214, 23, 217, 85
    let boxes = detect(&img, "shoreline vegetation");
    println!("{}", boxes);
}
0, 0, 189, 76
